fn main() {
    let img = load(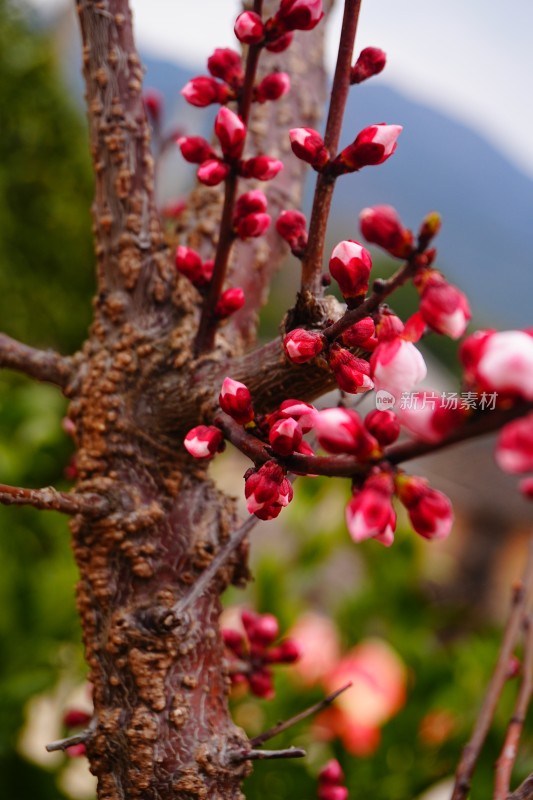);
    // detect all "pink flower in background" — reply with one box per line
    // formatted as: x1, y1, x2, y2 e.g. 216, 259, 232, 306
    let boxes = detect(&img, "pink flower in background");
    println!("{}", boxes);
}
370, 338, 427, 397
289, 613, 341, 686
461, 329, 533, 400
495, 413, 533, 474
